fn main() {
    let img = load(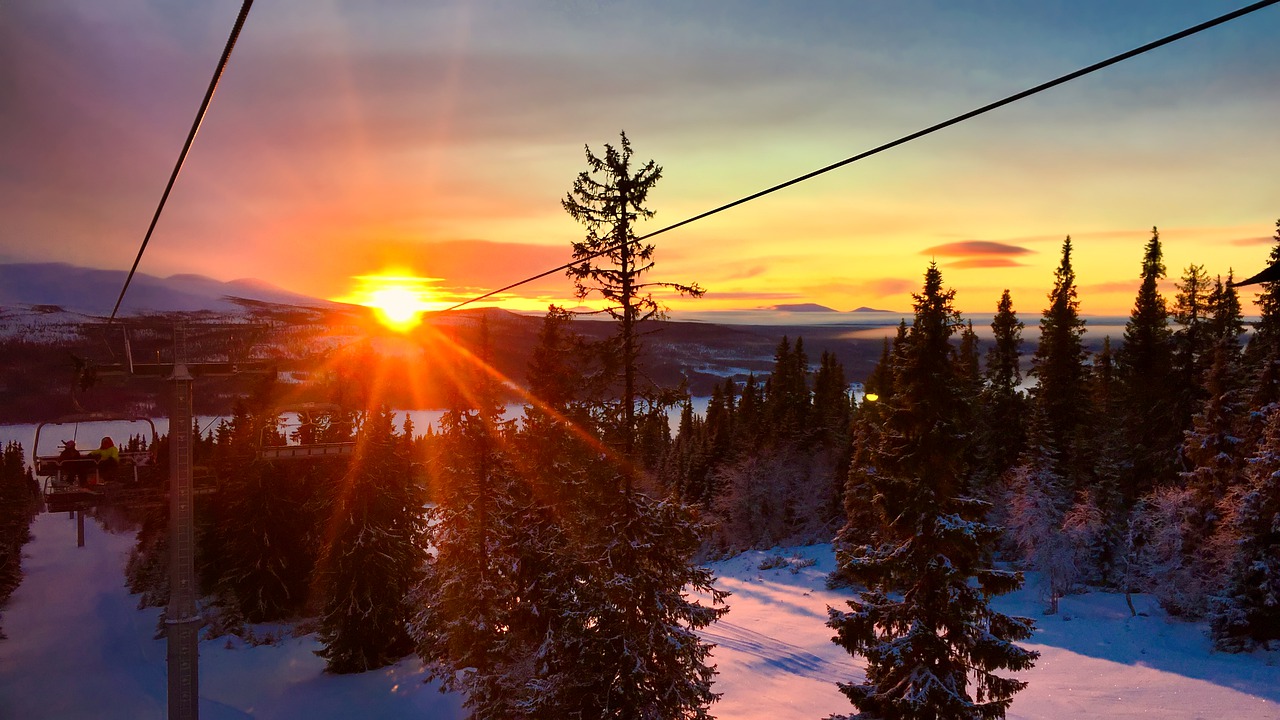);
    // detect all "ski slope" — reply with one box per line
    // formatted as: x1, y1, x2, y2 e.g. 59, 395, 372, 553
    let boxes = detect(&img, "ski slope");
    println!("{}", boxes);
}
1, 512, 1277, 719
